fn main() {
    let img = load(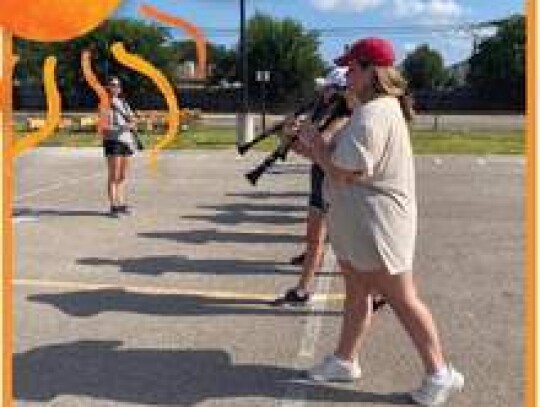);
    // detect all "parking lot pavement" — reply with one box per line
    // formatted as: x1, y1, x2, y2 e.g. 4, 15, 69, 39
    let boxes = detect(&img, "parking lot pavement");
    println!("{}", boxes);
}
13, 148, 524, 406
